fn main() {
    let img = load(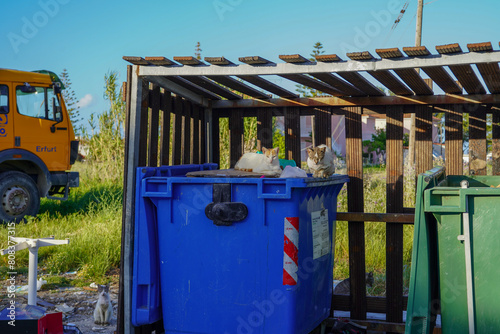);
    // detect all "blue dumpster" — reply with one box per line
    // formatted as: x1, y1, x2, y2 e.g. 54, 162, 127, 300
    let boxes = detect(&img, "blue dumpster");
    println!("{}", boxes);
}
132, 164, 348, 334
